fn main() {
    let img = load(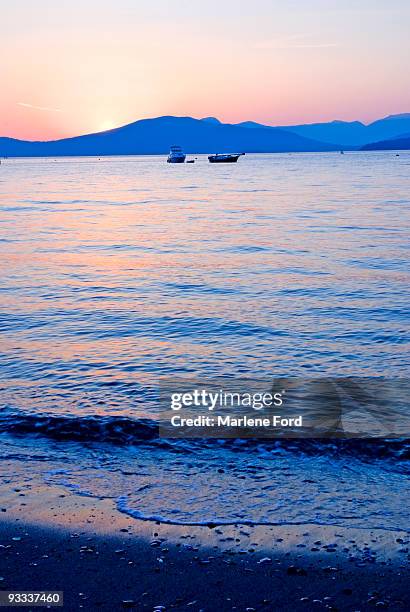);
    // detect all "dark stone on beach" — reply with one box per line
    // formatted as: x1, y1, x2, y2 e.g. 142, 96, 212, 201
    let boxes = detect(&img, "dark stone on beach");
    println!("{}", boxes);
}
121, 601, 136, 608
342, 588, 353, 595
257, 557, 272, 565
287, 565, 307, 576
